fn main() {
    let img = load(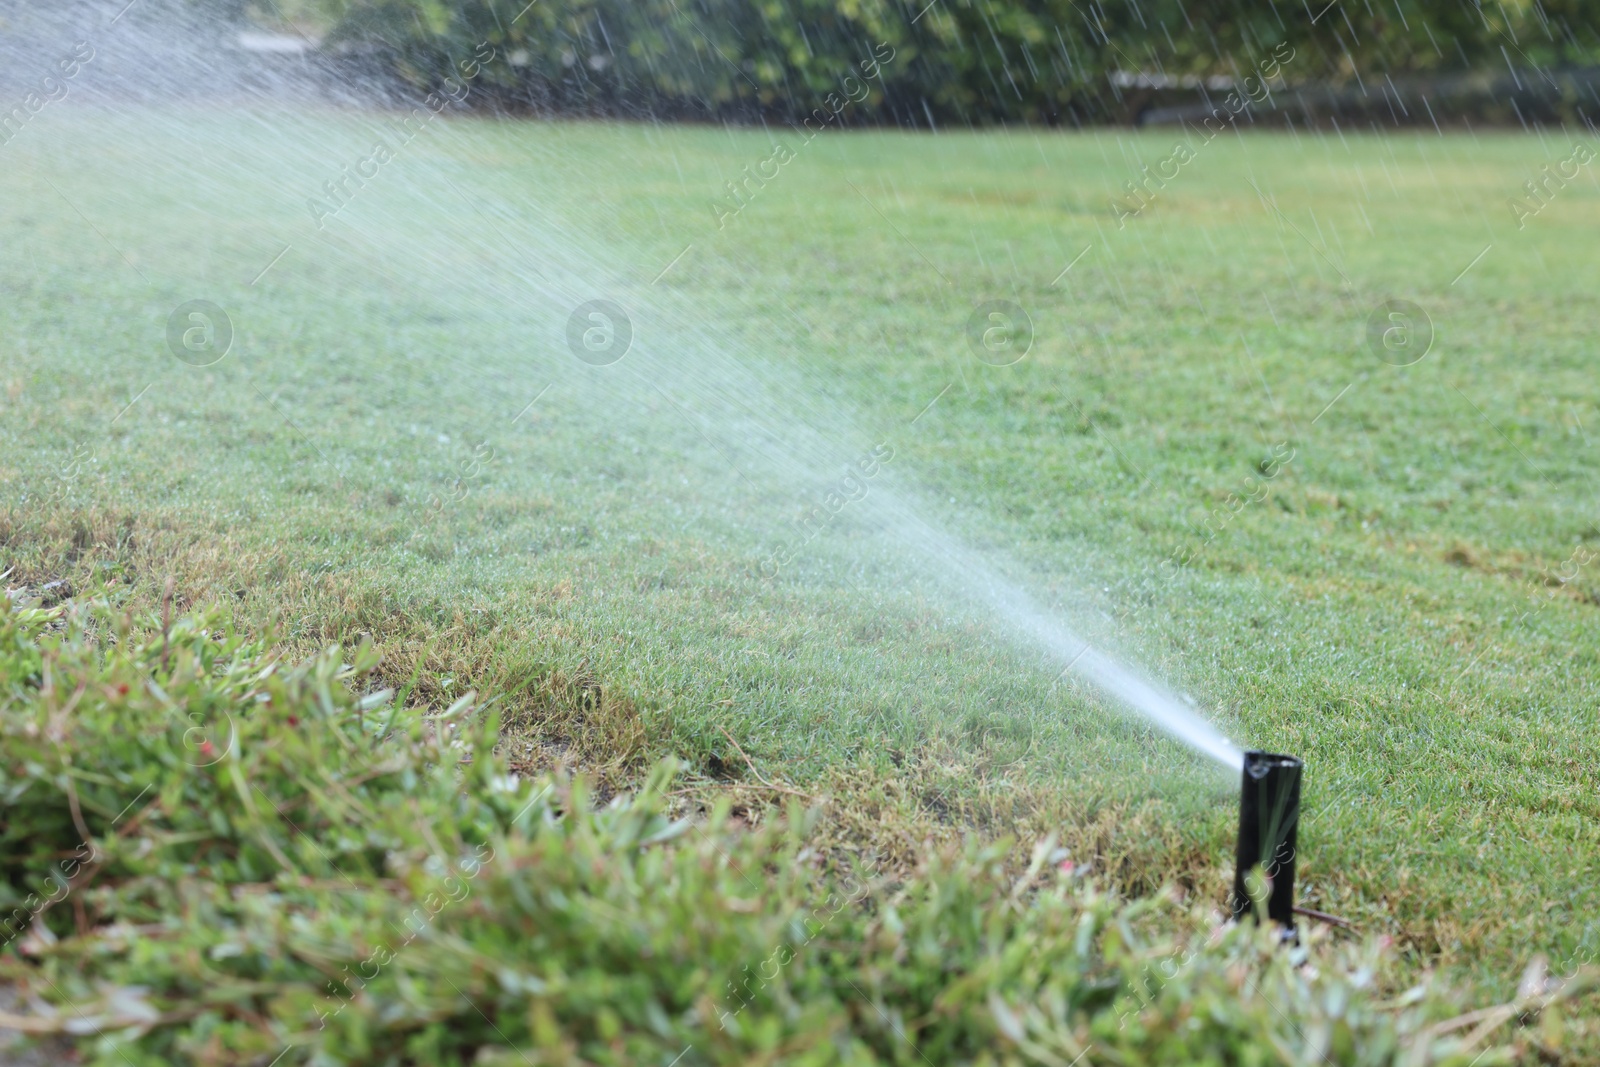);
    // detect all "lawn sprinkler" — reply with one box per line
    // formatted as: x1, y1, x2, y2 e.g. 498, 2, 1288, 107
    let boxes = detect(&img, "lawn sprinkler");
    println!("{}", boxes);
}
1231, 750, 1302, 929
